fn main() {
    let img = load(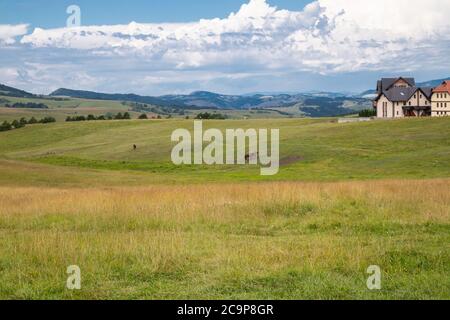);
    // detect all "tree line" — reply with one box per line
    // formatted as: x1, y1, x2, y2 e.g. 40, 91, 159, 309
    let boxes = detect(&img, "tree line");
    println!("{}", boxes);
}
0, 116, 56, 132
5, 102, 49, 109
66, 112, 164, 122
195, 112, 227, 120
66, 112, 132, 122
